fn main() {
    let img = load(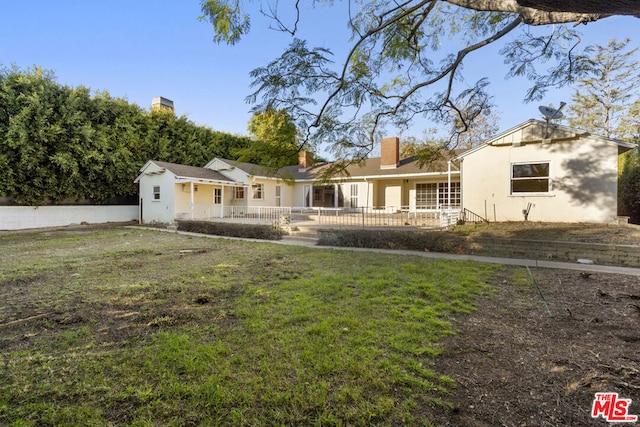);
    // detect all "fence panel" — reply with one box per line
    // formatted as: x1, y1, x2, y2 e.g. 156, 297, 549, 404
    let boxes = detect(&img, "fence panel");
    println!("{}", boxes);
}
315, 207, 461, 228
